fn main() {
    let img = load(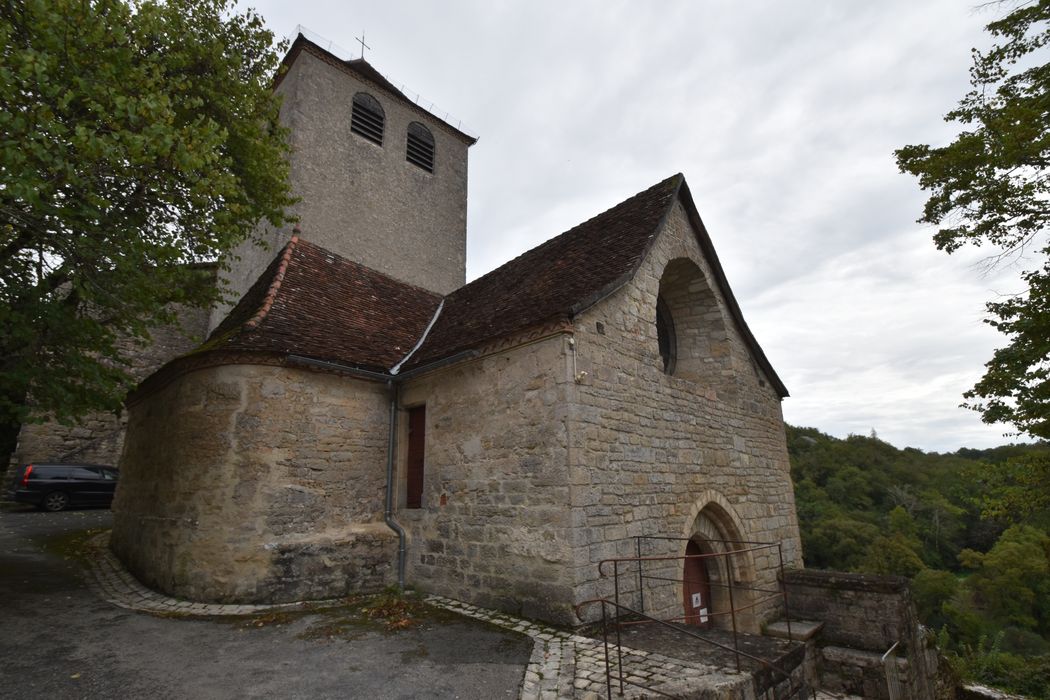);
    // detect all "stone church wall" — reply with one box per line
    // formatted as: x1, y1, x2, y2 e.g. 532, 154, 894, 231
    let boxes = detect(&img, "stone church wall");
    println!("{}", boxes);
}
111, 364, 396, 603
567, 201, 803, 631
8, 302, 212, 476
398, 336, 578, 623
